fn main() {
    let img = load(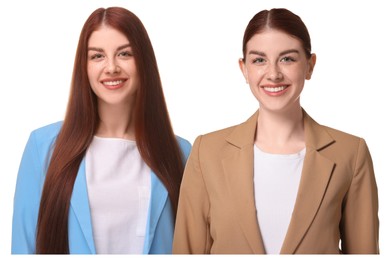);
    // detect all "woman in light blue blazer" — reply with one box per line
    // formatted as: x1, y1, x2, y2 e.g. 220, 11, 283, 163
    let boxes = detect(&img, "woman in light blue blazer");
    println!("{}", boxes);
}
12, 7, 191, 254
